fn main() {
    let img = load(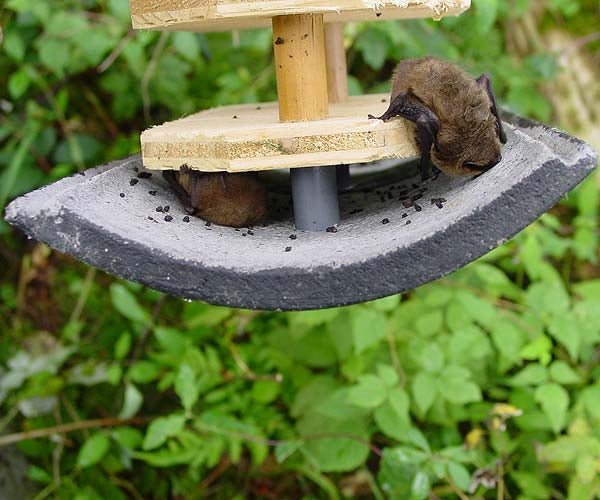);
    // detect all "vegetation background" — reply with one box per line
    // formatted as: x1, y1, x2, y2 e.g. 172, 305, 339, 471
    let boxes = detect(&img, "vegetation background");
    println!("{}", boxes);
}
1, 0, 600, 498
